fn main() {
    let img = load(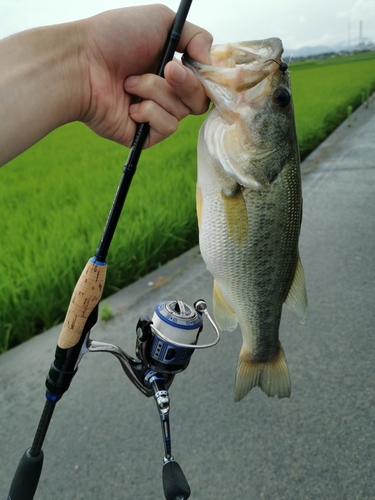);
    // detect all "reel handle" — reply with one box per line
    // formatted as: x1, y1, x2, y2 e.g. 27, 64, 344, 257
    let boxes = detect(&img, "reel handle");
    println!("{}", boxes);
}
7, 449, 44, 500
162, 460, 191, 500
